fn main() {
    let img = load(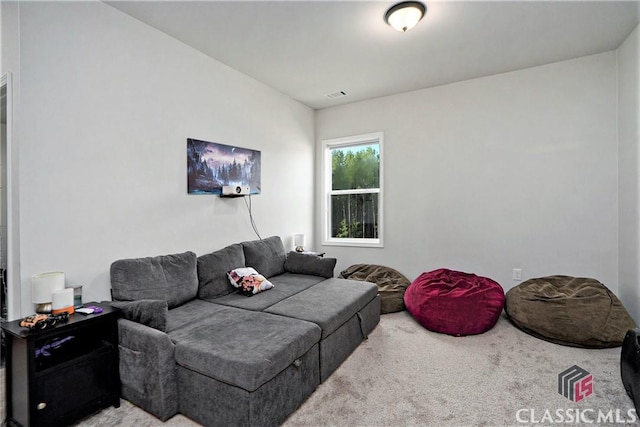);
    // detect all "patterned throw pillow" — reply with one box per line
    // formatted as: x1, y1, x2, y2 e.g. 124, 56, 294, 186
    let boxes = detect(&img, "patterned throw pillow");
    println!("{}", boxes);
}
227, 267, 274, 296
